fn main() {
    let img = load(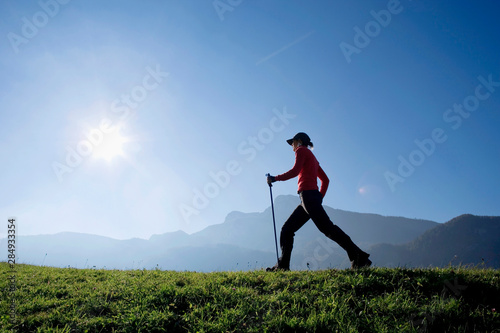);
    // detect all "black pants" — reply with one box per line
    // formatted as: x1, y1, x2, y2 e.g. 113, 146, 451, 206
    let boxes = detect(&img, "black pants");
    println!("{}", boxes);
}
279, 190, 365, 269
